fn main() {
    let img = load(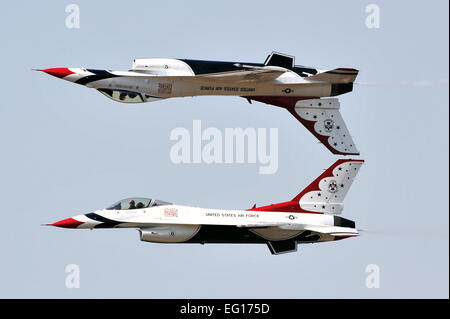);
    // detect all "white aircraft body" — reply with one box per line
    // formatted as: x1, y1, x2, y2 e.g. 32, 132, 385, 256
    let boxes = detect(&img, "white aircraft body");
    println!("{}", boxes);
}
49, 159, 363, 255
38, 52, 360, 155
